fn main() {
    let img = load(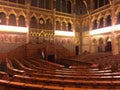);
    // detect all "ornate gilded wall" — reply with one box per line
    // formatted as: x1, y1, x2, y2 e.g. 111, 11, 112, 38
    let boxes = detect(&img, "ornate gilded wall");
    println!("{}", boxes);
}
81, 0, 120, 54
0, 0, 81, 53
2, 0, 119, 54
